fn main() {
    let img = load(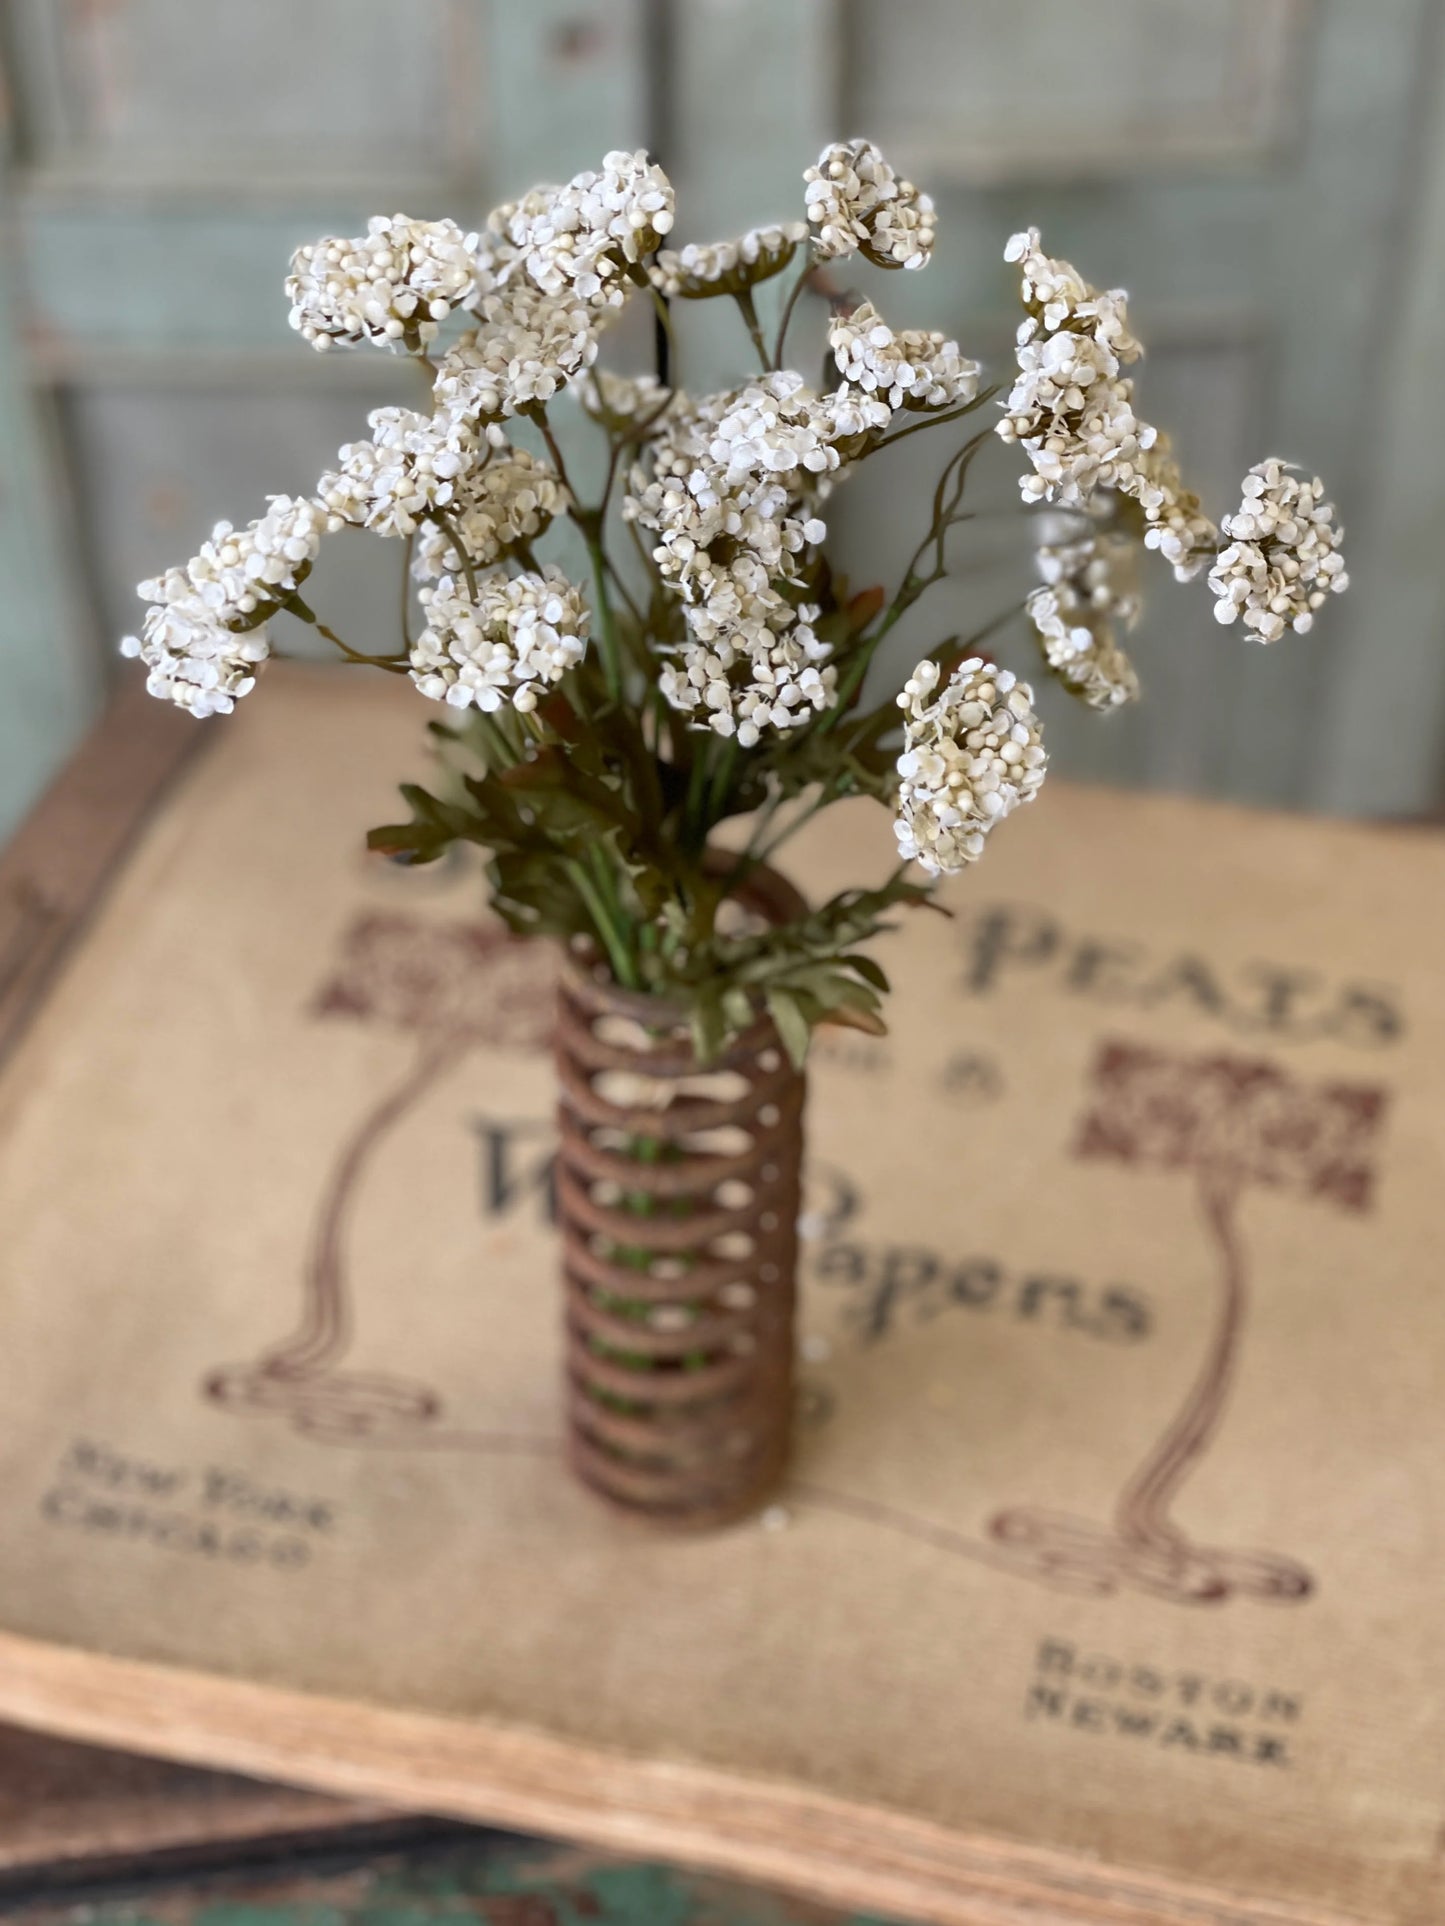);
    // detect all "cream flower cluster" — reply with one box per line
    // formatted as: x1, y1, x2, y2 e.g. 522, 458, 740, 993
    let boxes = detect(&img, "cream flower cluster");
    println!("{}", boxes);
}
574, 368, 674, 429
707, 375, 844, 490
829, 300, 980, 413
1026, 516, 1141, 711
286, 216, 477, 352
1004, 227, 1141, 360
180, 496, 332, 620
658, 588, 835, 749
409, 565, 589, 712
120, 596, 271, 719
894, 659, 1047, 874
627, 376, 832, 593
124, 132, 1350, 817
1129, 436, 1218, 583
996, 228, 1152, 508
119, 496, 335, 718
996, 230, 1230, 604
650, 223, 807, 298
412, 446, 568, 580
1207, 460, 1348, 642
804, 139, 936, 270
625, 371, 887, 742
818, 383, 895, 457
433, 285, 601, 423
317, 407, 477, 537
474, 187, 553, 284
483, 150, 673, 311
